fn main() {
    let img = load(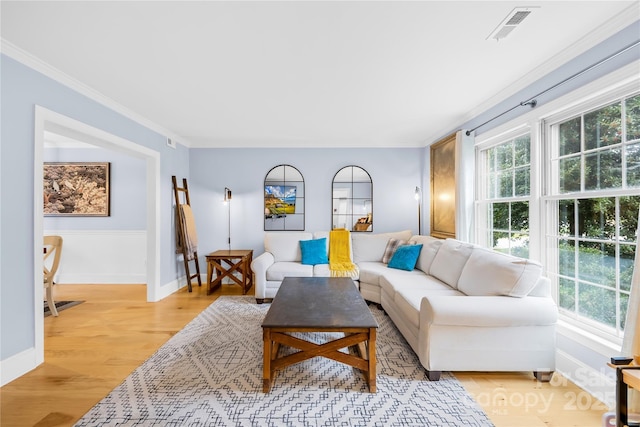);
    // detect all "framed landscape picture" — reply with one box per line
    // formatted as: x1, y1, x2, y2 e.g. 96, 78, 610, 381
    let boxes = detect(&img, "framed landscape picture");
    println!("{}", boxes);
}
43, 162, 110, 216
